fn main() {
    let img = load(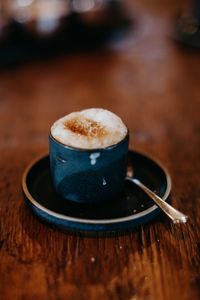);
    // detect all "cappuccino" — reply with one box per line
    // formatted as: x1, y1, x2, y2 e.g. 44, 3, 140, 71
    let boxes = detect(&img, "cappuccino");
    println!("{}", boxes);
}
51, 108, 127, 149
